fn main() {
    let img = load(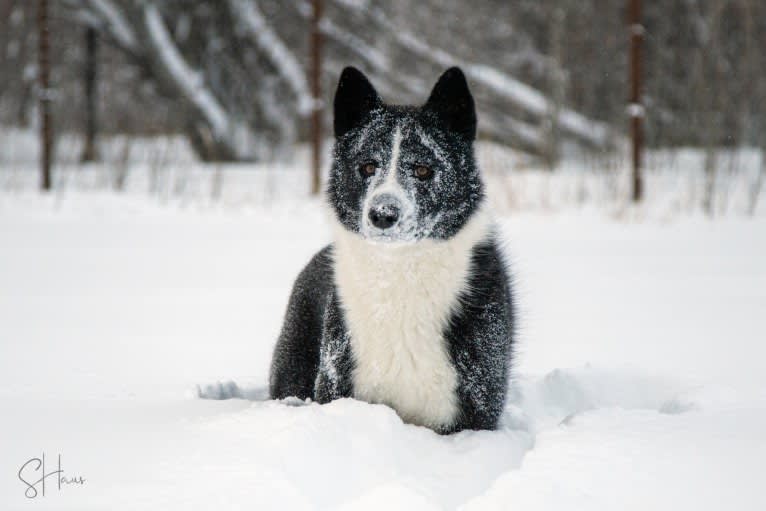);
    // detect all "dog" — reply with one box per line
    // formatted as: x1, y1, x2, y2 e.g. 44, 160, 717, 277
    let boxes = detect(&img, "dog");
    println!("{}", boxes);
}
269, 67, 515, 433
